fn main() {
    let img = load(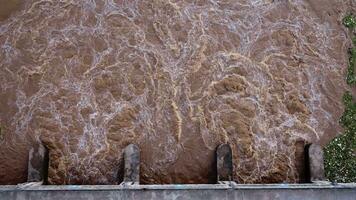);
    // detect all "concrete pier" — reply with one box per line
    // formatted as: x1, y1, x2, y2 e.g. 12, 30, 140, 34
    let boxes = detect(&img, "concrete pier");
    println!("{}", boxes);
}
27, 143, 49, 184
216, 144, 233, 182
306, 144, 325, 182
123, 144, 140, 184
